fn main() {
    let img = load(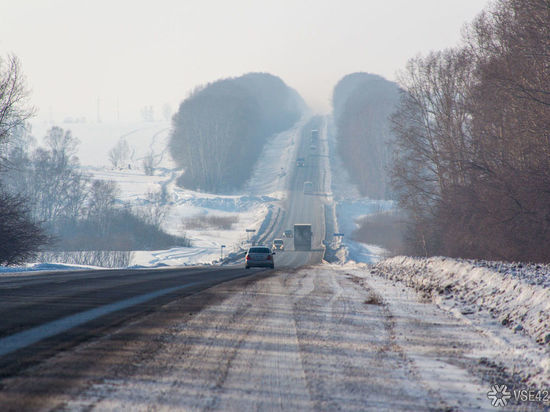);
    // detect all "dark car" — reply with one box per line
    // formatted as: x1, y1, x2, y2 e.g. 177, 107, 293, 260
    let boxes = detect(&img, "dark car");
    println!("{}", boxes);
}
245, 246, 275, 269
